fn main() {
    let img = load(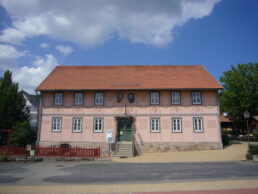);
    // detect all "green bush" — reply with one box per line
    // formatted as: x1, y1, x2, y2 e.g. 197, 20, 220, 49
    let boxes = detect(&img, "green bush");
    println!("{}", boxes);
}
254, 133, 258, 141
249, 145, 258, 155
11, 121, 37, 146
246, 152, 252, 160
0, 152, 8, 162
221, 130, 230, 146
